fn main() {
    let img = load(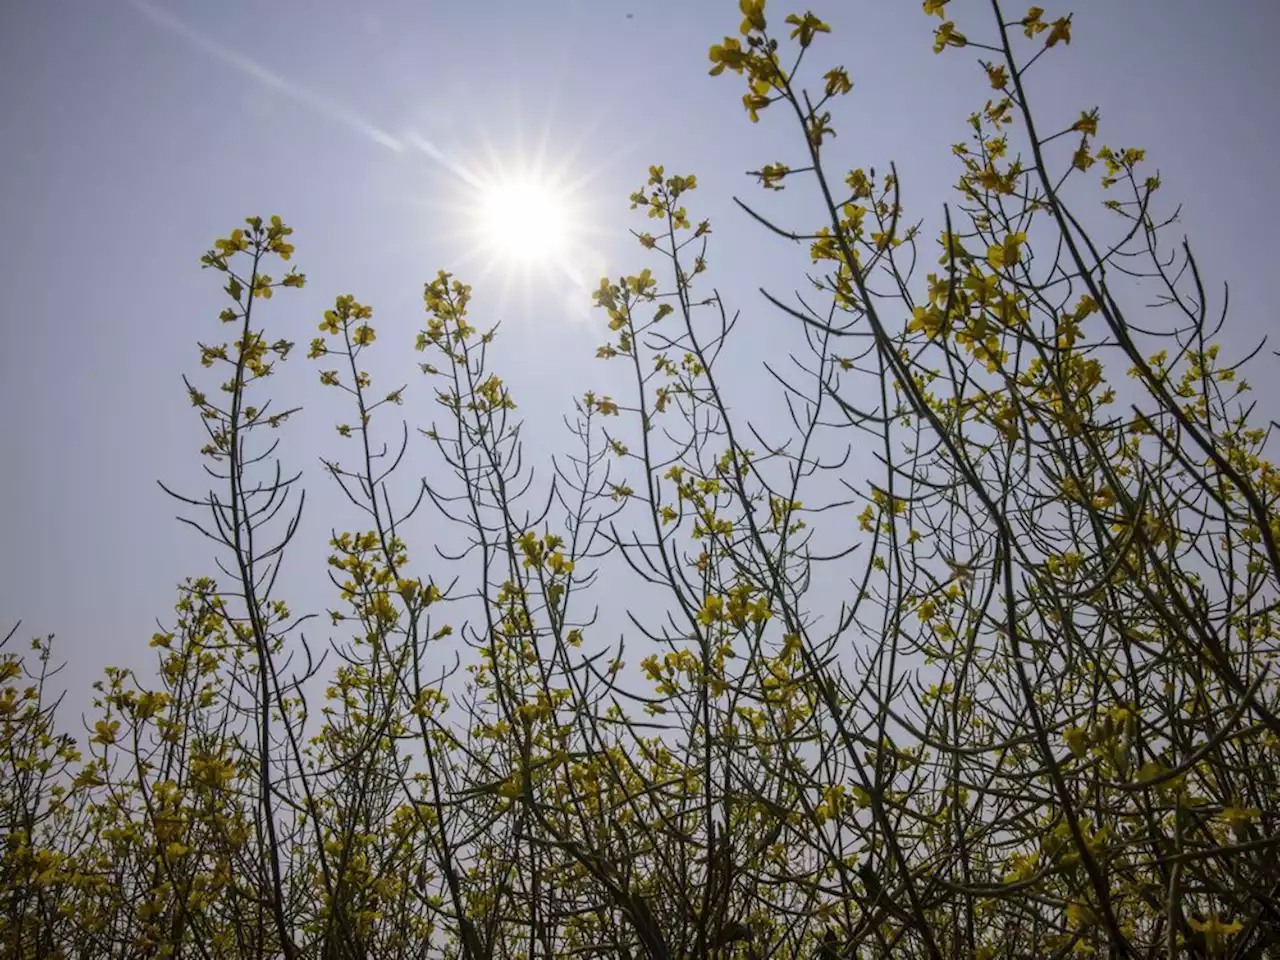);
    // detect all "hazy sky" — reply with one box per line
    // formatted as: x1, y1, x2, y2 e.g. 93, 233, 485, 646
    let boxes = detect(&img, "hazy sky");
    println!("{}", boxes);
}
2, 0, 1278, 701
